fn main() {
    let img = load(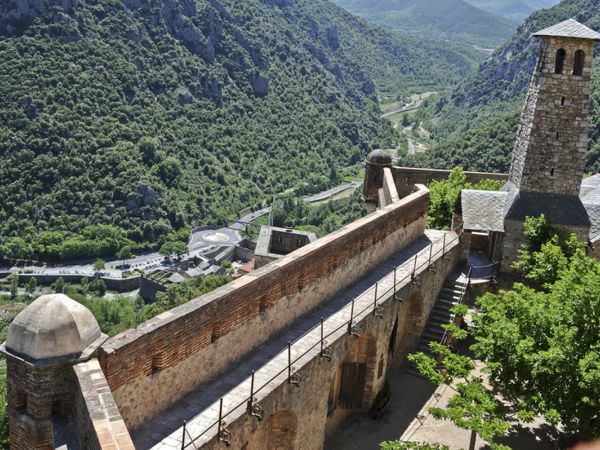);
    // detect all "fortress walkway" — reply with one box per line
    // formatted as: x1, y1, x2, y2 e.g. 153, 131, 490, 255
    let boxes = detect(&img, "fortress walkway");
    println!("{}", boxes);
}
133, 229, 455, 449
